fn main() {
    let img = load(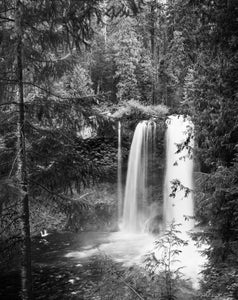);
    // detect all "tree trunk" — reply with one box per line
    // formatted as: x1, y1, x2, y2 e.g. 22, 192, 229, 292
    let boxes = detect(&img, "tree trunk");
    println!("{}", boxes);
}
150, 0, 156, 104
161, 6, 168, 106
16, 1, 33, 299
